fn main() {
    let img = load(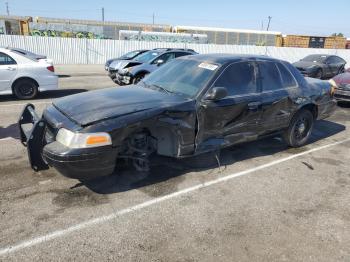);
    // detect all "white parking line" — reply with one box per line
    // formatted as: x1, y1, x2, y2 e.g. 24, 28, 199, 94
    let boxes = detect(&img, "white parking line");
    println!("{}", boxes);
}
0, 137, 16, 142
0, 101, 51, 108
1, 137, 350, 257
